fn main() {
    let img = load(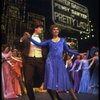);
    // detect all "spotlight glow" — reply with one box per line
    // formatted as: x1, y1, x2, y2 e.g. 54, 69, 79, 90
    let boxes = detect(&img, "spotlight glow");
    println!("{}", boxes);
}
87, 35, 90, 38
91, 25, 93, 27
81, 38, 83, 40
85, 37, 87, 39
92, 35, 94, 37
91, 29, 93, 31
80, 31, 82, 34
